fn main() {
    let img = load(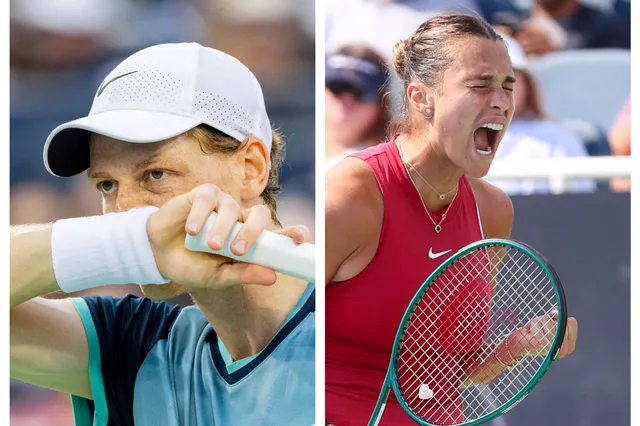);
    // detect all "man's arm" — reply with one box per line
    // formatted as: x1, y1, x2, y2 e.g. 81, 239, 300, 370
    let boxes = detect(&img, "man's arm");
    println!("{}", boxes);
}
10, 224, 92, 398
10, 183, 312, 401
